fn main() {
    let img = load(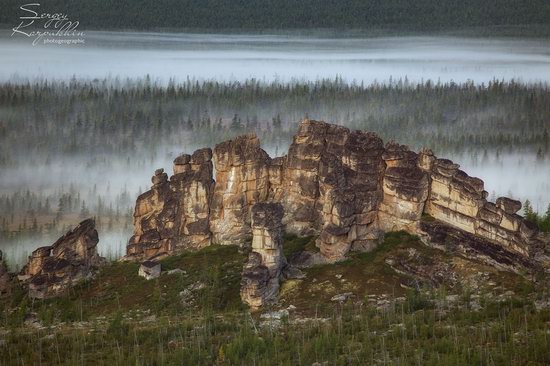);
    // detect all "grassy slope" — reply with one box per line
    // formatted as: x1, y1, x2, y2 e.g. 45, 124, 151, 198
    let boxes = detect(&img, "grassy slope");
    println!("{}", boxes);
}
0, 232, 548, 364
